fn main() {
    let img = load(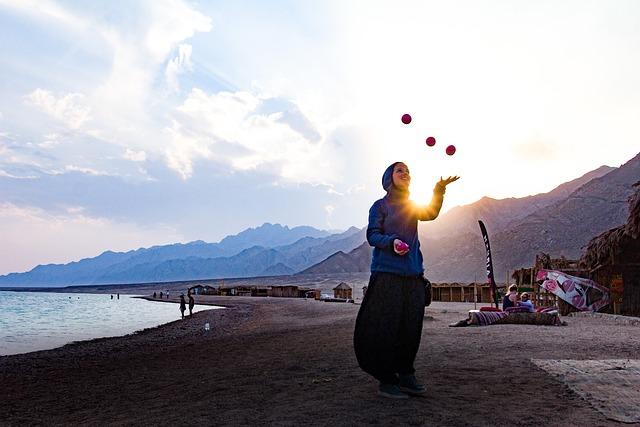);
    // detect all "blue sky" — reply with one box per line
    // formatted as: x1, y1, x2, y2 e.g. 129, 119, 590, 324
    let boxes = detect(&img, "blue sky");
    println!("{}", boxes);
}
1, 0, 640, 274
